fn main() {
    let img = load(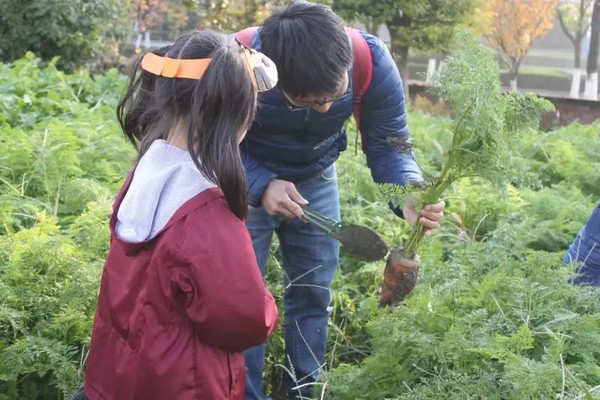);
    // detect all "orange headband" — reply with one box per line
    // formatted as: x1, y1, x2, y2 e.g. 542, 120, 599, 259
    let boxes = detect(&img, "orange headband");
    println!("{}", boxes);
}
140, 44, 278, 92
141, 53, 211, 80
